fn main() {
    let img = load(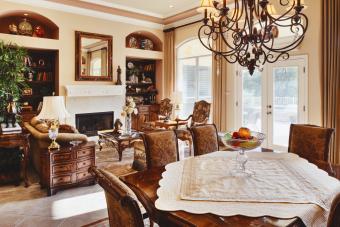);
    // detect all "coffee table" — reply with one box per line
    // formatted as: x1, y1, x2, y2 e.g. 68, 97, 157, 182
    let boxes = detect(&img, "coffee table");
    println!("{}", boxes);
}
98, 130, 141, 161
